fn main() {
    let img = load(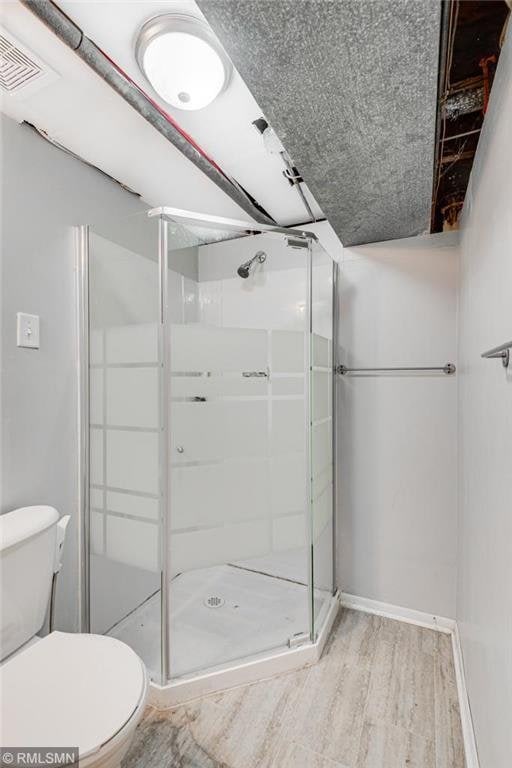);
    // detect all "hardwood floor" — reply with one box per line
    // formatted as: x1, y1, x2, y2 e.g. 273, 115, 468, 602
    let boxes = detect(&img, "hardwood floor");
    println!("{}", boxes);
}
123, 608, 465, 768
